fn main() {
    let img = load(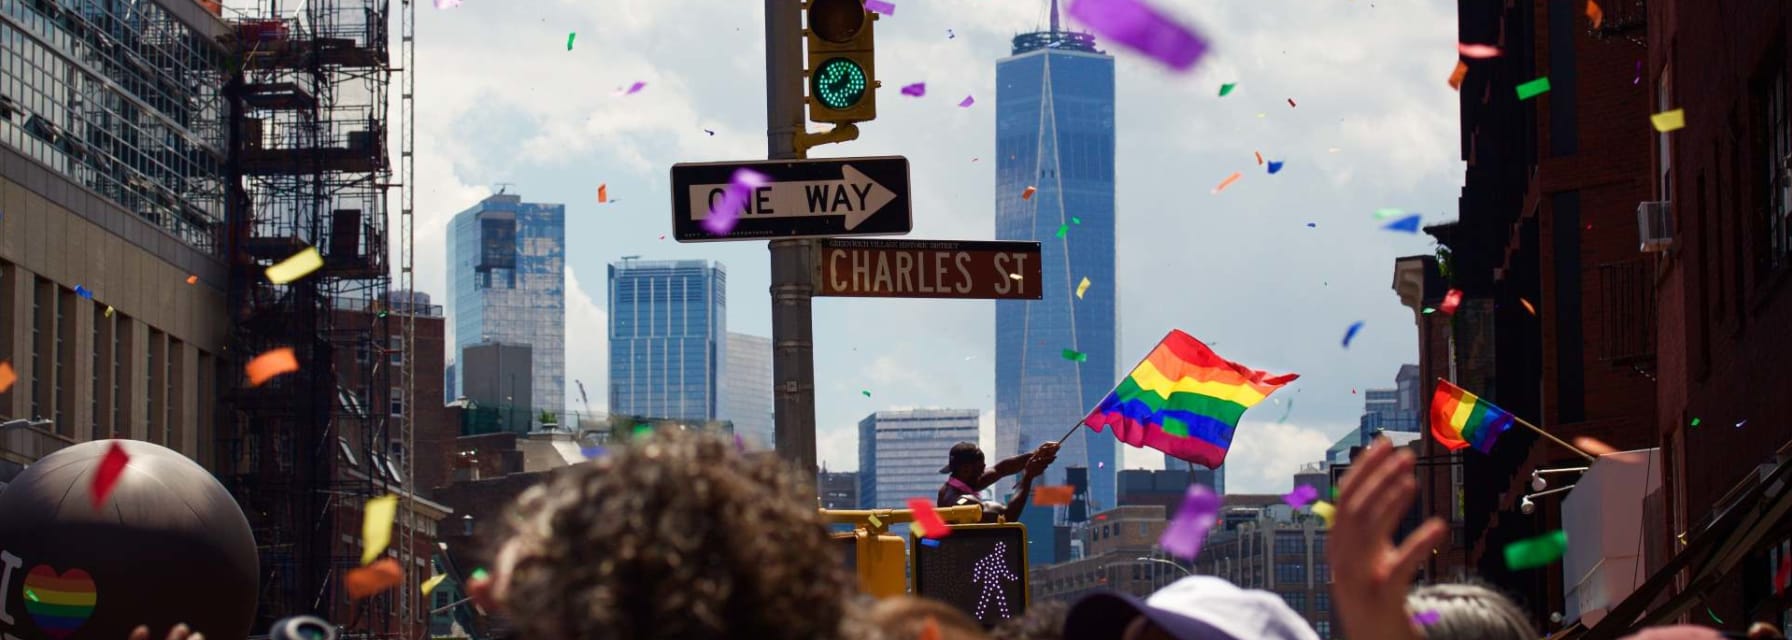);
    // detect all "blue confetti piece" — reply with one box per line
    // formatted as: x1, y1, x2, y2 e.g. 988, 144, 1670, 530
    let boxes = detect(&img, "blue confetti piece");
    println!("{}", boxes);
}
1267, 161, 1285, 175
74, 285, 93, 299
1383, 214, 1423, 233
1342, 321, 1365, 348
1306, 222, 1317, 228
920, 538, 941, 547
